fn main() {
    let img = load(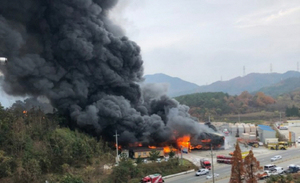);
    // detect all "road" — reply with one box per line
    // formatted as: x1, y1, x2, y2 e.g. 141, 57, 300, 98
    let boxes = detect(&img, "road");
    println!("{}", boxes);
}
166, 147, 300, 183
